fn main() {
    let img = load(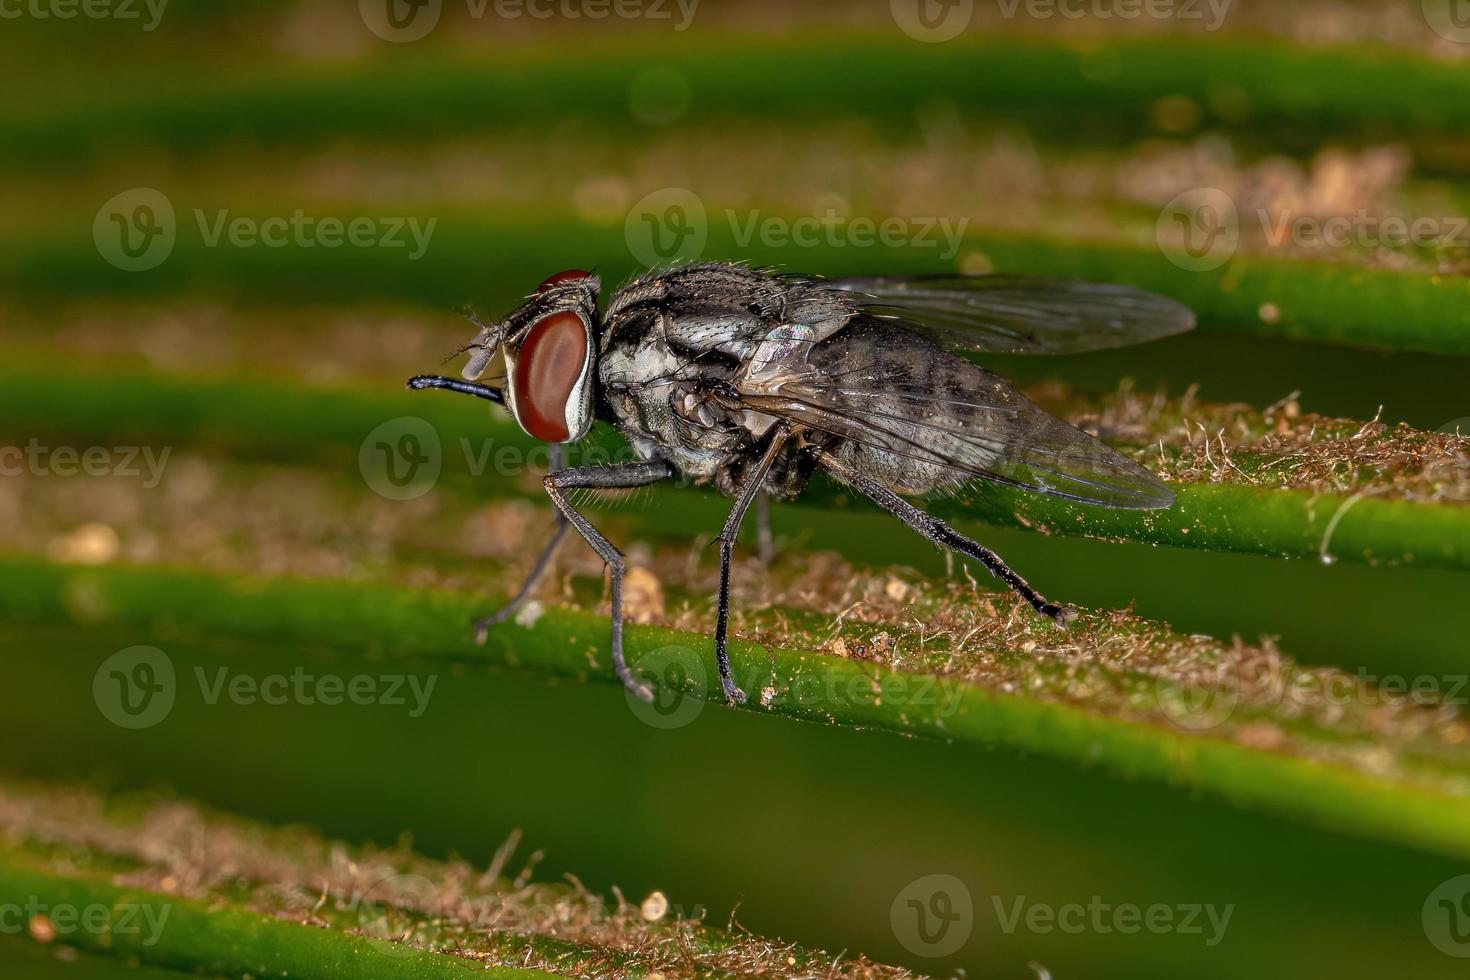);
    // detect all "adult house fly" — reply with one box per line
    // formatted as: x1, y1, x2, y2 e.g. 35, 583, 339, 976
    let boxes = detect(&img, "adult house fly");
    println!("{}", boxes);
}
408, 262, 1193, 704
